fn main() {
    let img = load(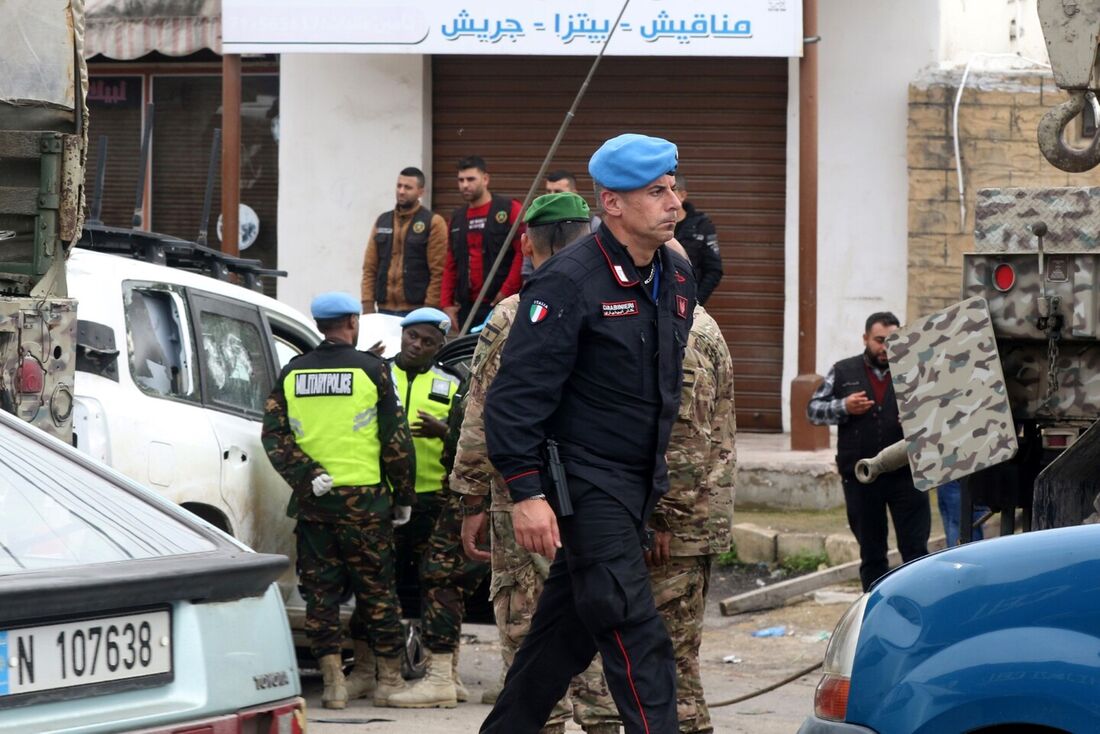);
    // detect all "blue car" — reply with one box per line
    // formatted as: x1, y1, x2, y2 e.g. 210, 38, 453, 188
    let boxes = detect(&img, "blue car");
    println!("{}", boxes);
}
0, 408, 305, 733
800, 525, 1100, 734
